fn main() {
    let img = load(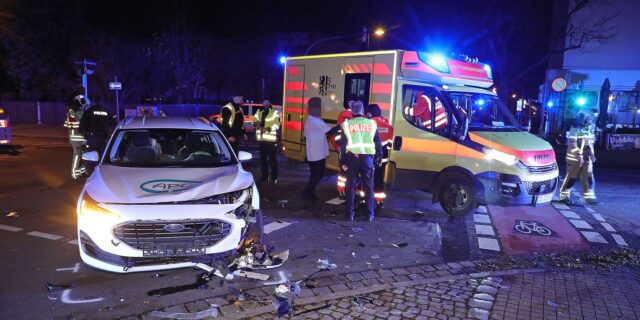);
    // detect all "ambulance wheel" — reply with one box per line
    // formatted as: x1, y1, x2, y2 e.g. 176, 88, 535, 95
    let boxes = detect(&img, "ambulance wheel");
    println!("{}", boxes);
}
439, 175, 477, 217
